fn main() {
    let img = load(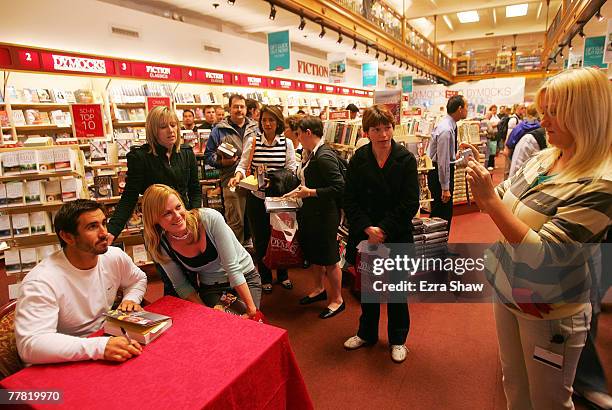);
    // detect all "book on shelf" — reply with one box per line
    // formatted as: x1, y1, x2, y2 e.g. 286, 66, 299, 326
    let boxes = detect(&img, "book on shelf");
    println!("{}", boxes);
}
0, 215, 11, 239
44, 180, 62, 202
92, 175, 113, 198
20, 248, 37, 271
12, 213, 31, 237
131, 244, 149, 265
2, 152, 21, 175
6, 181, 25, 206
22, 88, 38, 103
51, 89, 68, 104
64, 90, 77, 104
36, 89, 52, 103
5, 249, 21, 275
25, 180, 45, 204
0, 110, 9, 127
104, 315, 172, 345
113, 170, 127, 196
36, 149, 56, 172
89, 140, 107, 164
54, 147, 75, 171
37, 244, 59, 262
0, 183, 6, 207
12, 110, 26, 126
30, 211, 52, 235
60, 177, 81, 201
18, 150, 38, 173
126, 203, 143, 231
50, 110, 70, 126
